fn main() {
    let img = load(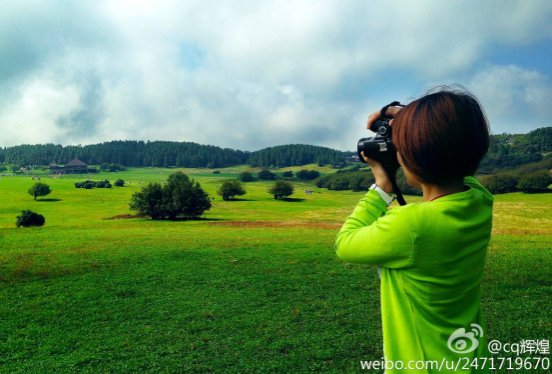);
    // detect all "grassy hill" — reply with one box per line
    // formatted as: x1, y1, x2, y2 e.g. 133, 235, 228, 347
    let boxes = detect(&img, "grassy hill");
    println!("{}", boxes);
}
0, 168, 550, 372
